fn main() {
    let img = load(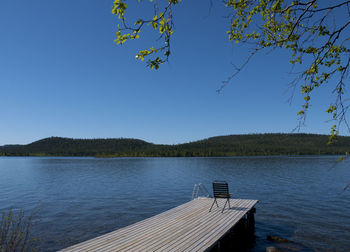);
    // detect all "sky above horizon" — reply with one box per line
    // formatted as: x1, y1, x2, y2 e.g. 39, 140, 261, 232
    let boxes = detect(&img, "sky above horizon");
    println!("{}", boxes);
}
1, 0, 349, 145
